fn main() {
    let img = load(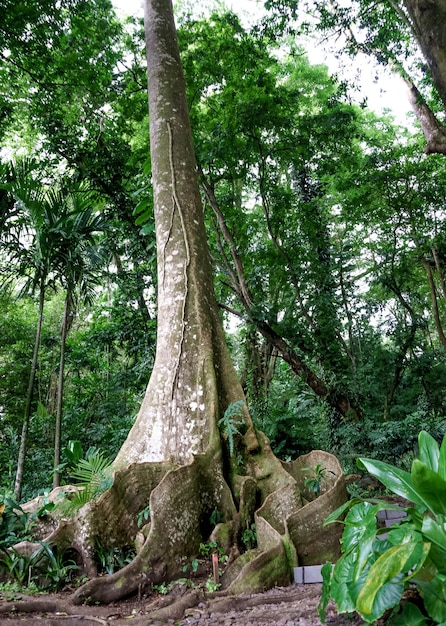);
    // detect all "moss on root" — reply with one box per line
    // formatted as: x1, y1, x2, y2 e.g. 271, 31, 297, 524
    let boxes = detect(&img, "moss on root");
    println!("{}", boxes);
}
19, 440, 346, 606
